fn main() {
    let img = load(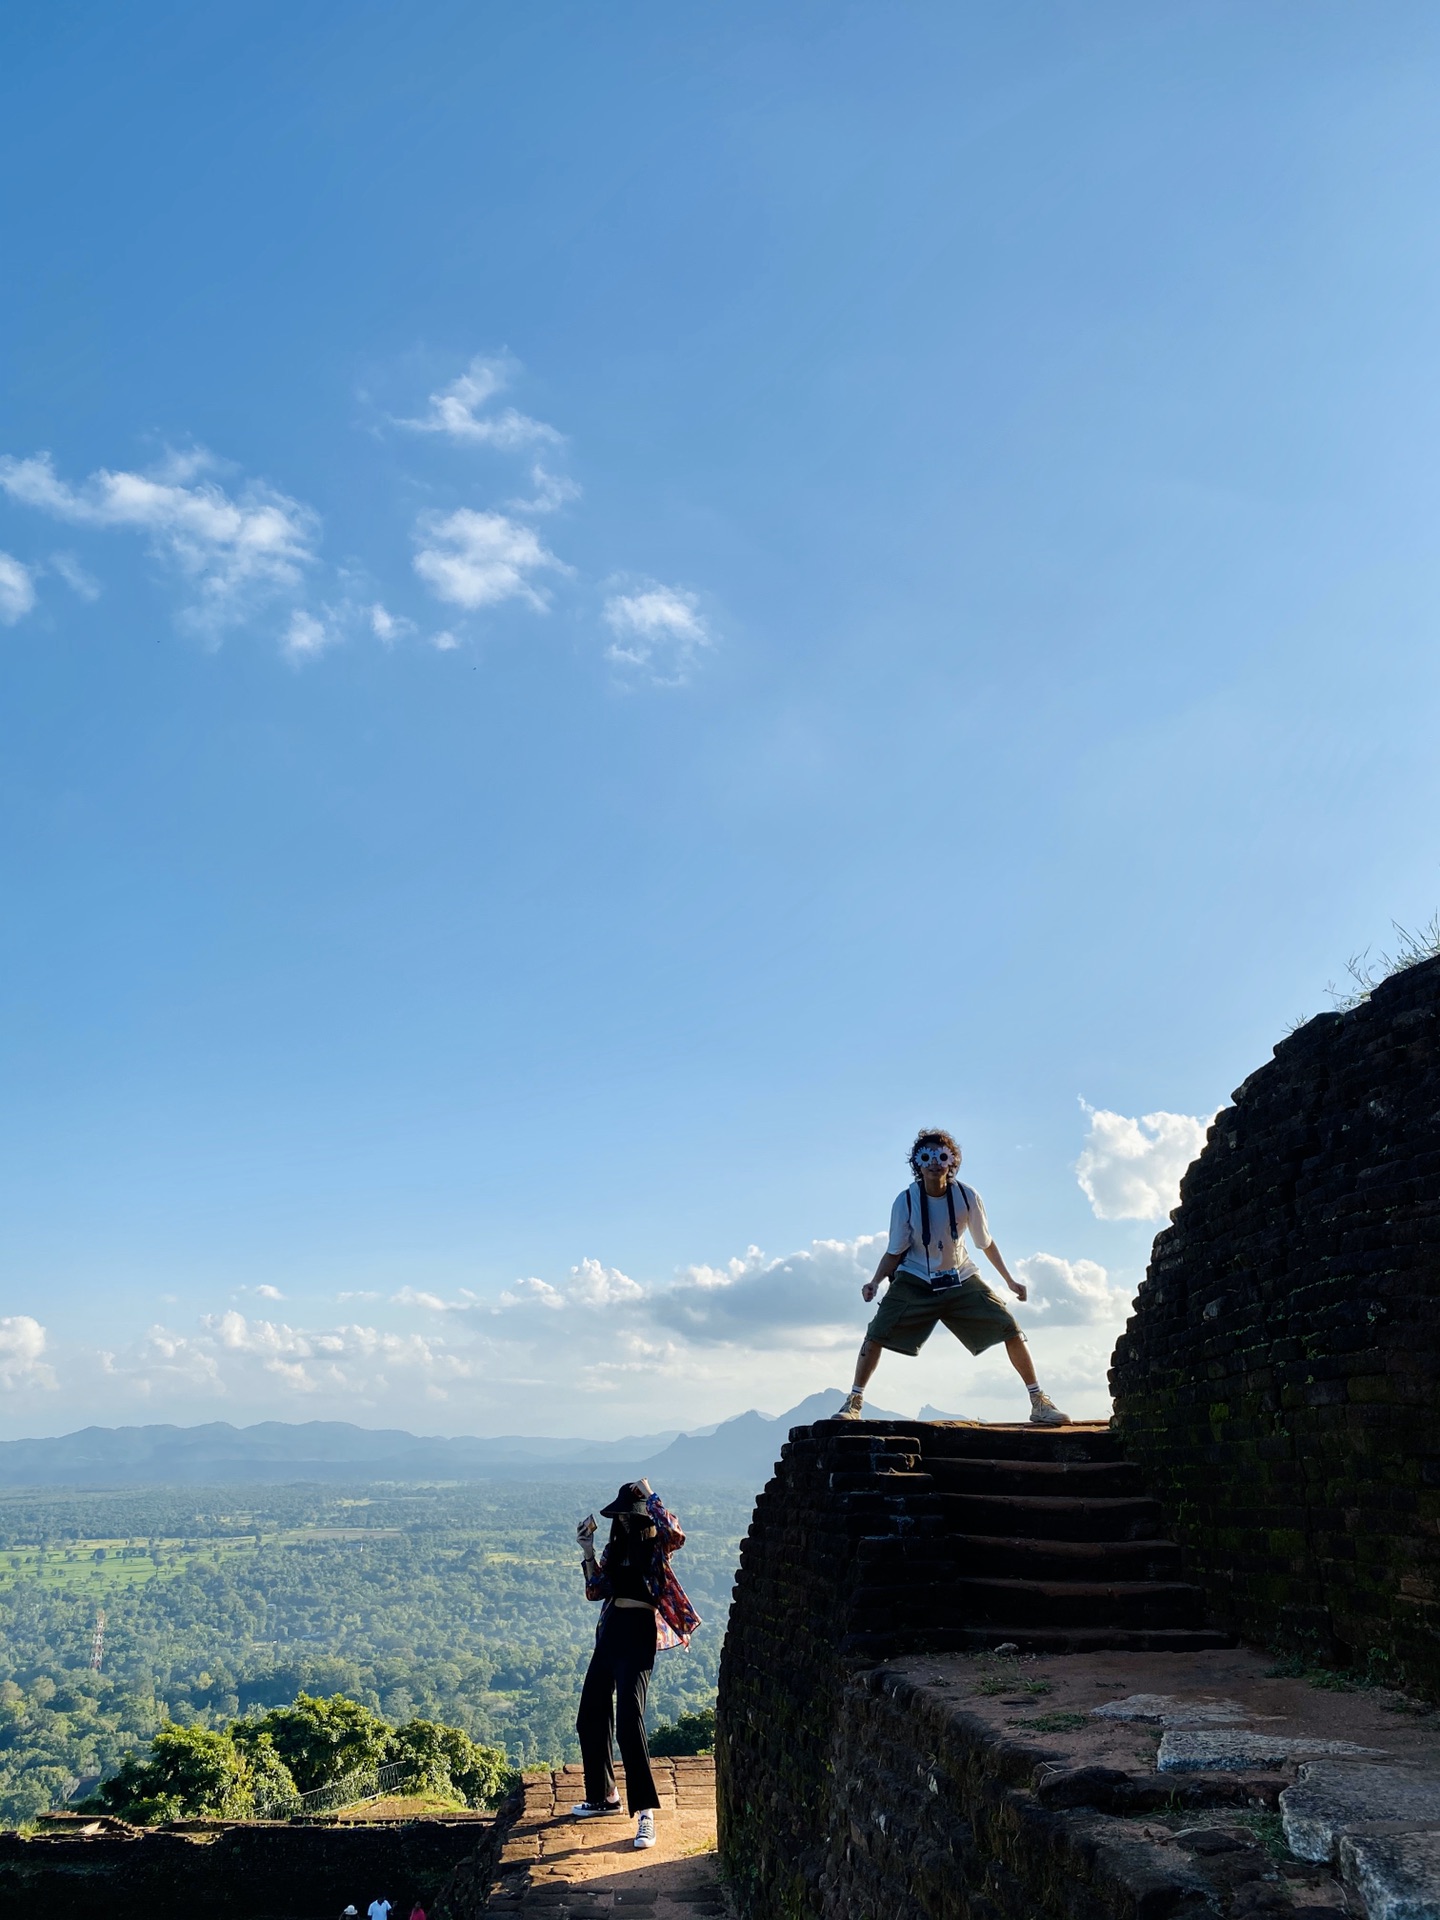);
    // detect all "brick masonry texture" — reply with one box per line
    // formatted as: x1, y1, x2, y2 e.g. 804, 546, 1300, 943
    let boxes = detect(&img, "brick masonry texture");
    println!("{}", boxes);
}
715, 1422, 1231, 1920
1110, 952, 1440, 1693
0, 1810, 498, 1919
712, 1416, 1387, 1920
